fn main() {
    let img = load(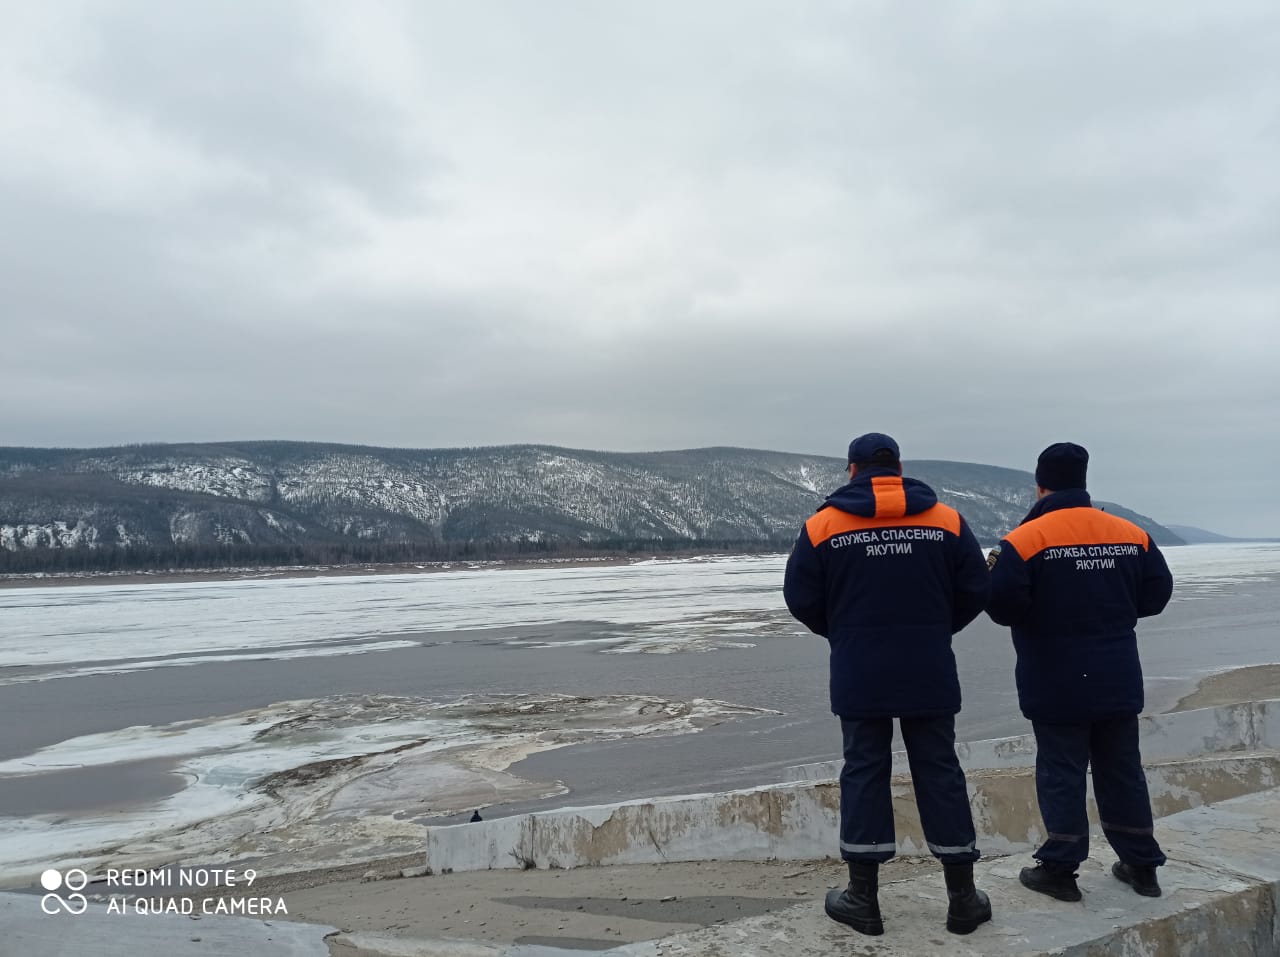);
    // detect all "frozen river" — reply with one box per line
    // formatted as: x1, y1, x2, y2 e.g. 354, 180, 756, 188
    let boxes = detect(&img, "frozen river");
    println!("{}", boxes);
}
1, 544, 1278, 882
